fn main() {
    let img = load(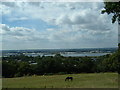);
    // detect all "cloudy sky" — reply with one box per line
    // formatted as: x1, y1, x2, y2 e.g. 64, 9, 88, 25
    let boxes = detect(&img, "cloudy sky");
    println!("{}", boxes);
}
0, 1, 118, 50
